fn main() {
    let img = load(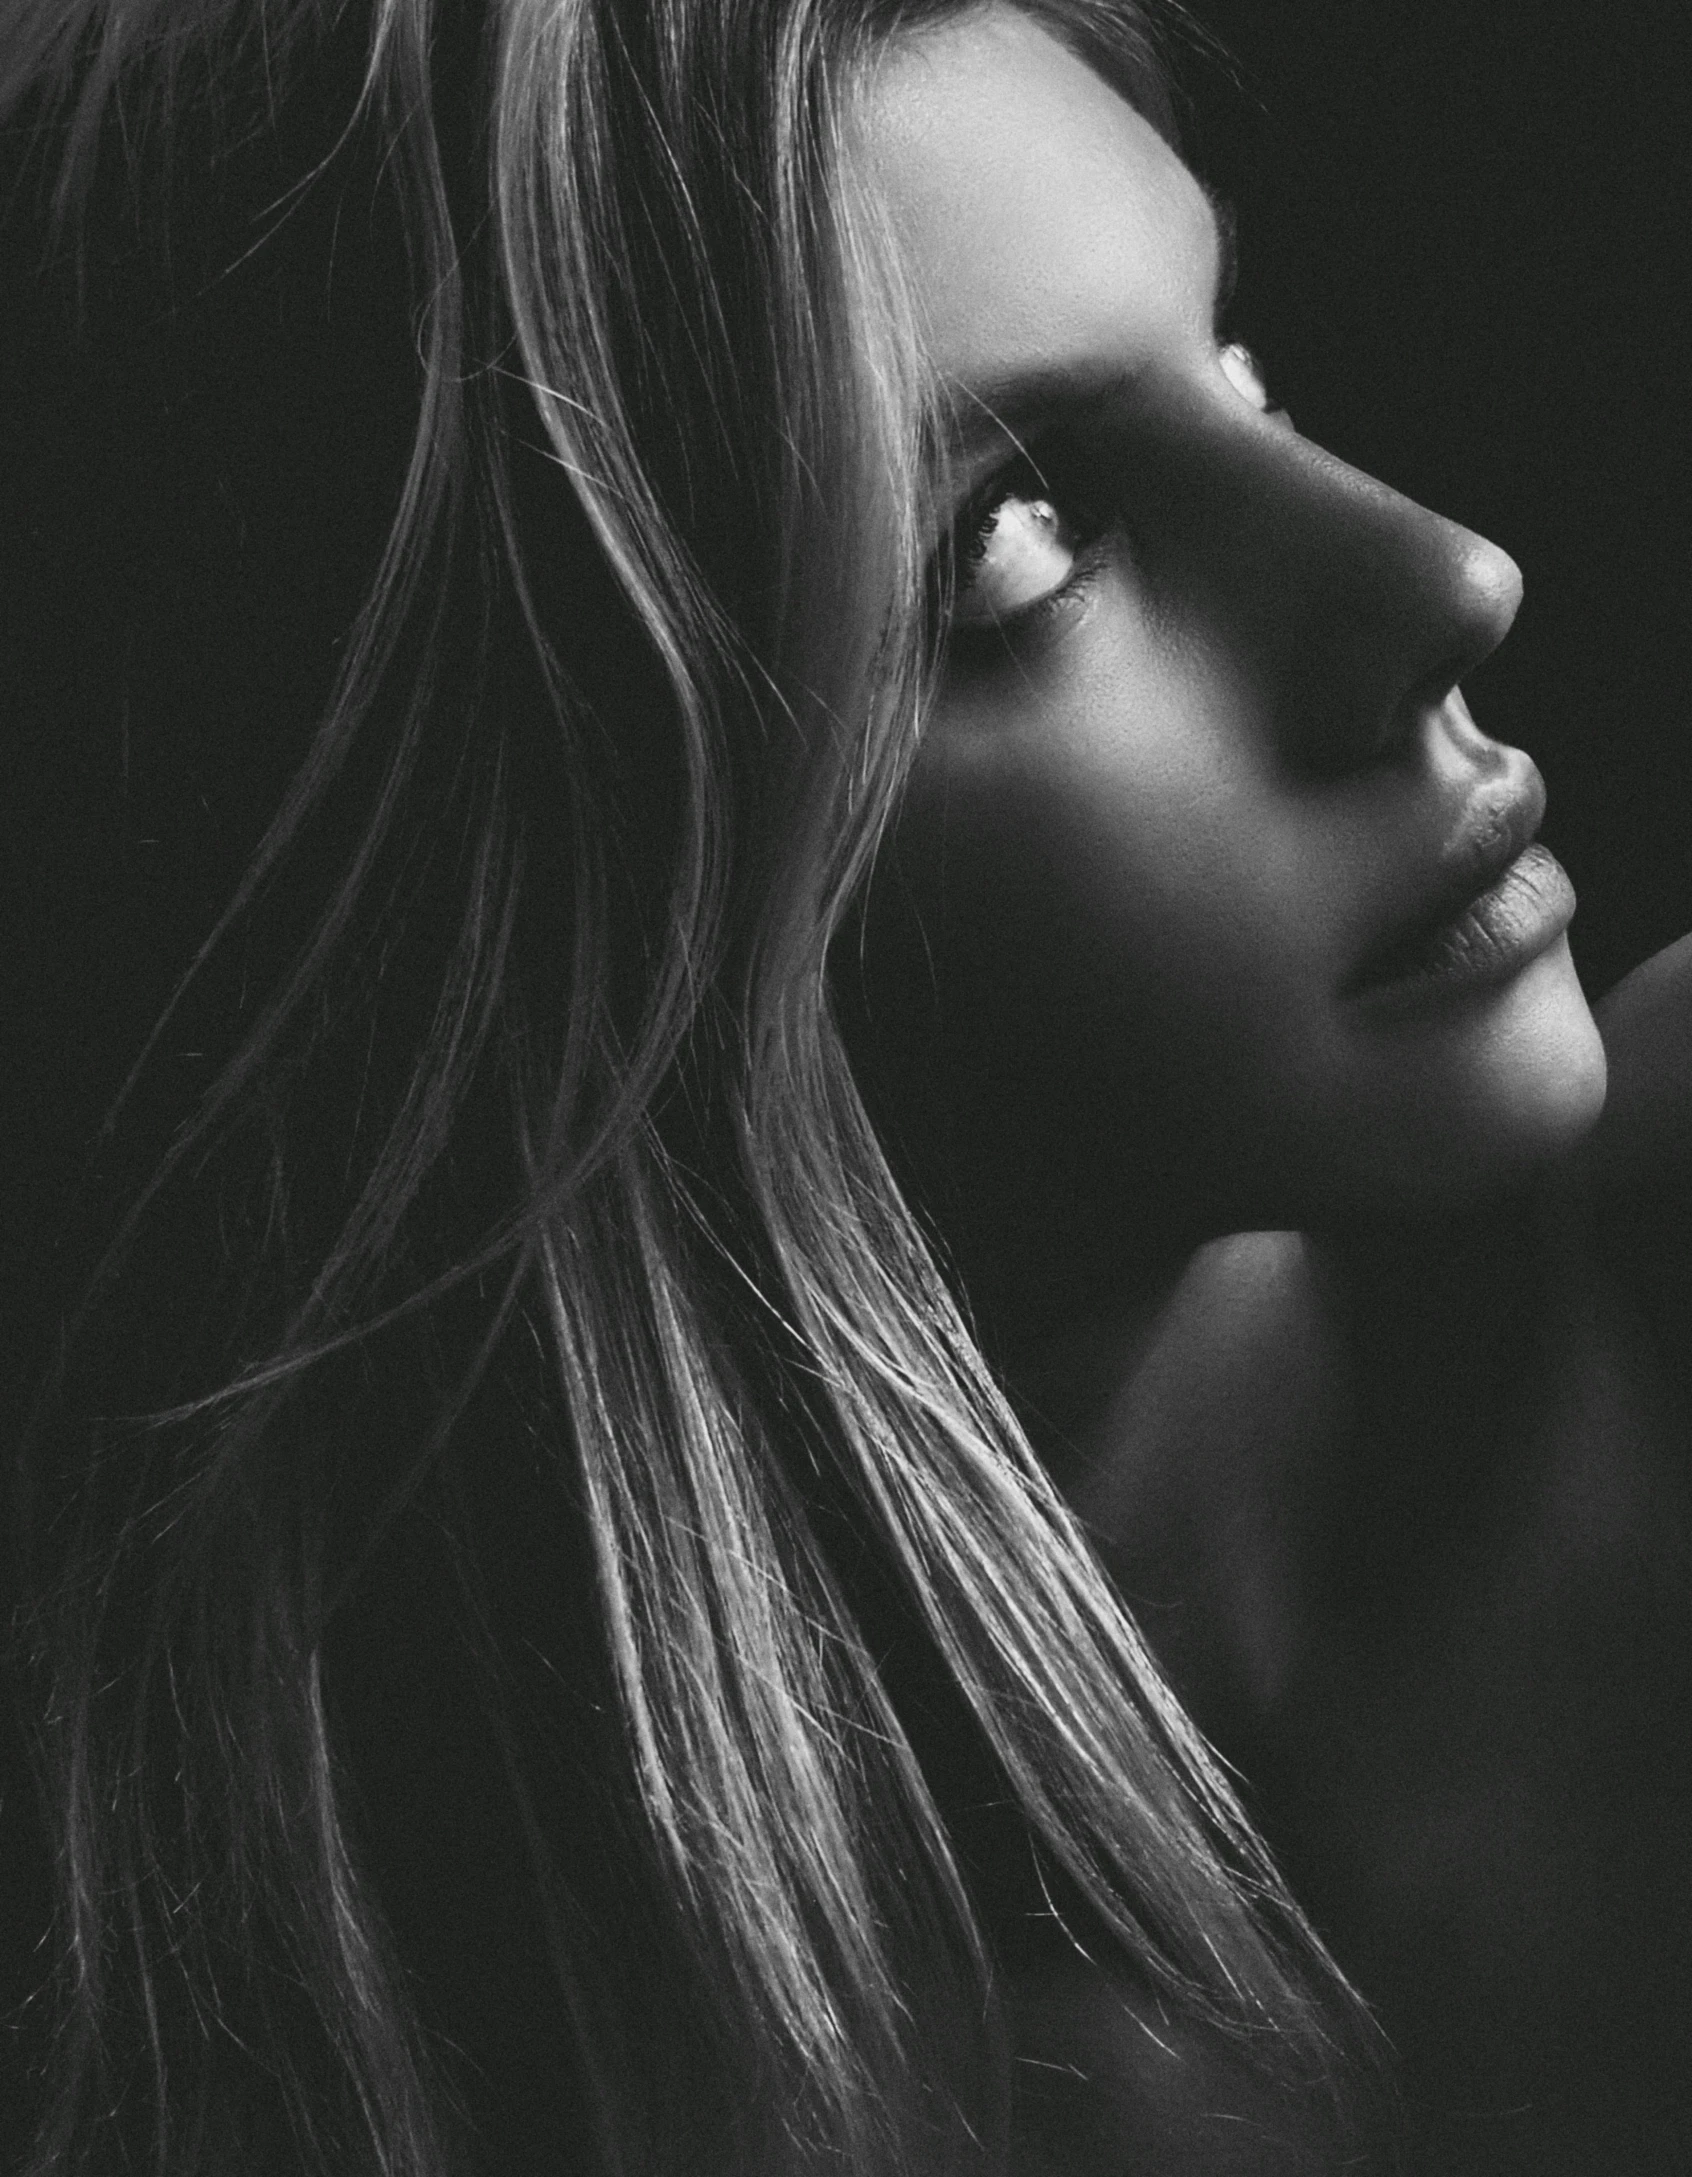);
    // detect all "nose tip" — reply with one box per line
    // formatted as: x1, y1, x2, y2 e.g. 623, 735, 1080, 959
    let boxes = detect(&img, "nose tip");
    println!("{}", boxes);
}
1428, 529, 1523, 695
